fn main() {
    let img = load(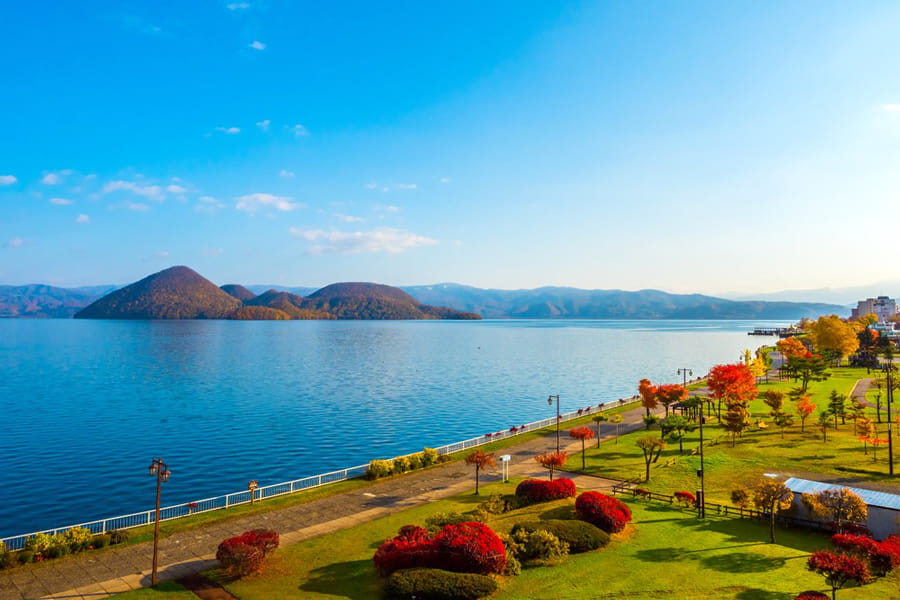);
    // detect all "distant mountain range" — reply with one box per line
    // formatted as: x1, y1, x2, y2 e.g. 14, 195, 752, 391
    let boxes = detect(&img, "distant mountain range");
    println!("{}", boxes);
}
0, 270, 849, 320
